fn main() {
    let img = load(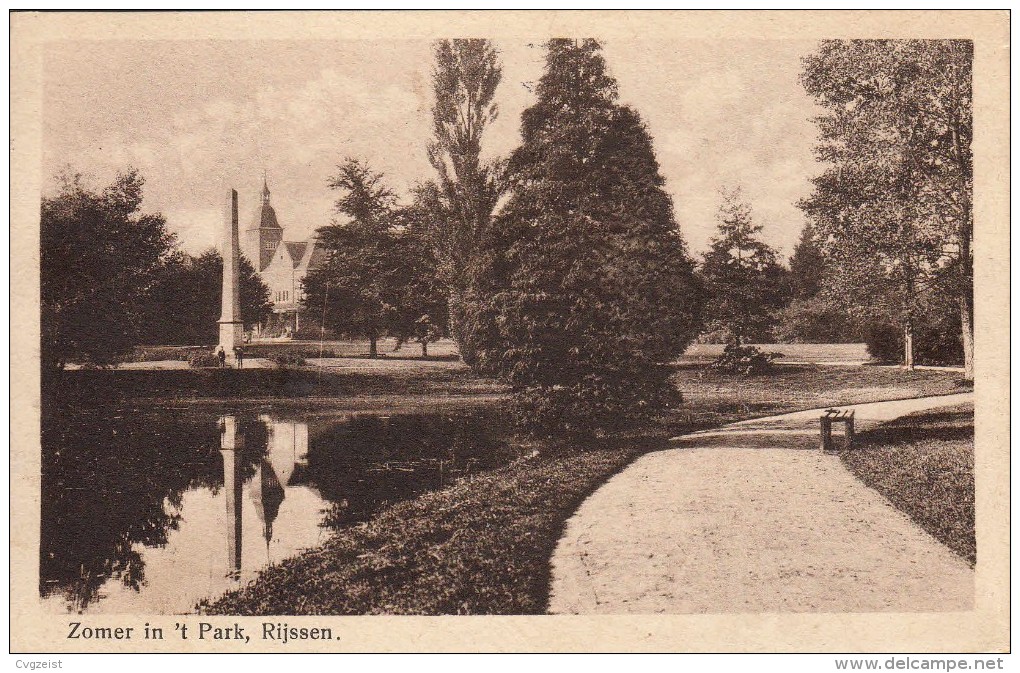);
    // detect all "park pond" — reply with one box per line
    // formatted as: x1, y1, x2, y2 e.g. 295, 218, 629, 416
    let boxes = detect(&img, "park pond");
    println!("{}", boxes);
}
40, 404, 516, 614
